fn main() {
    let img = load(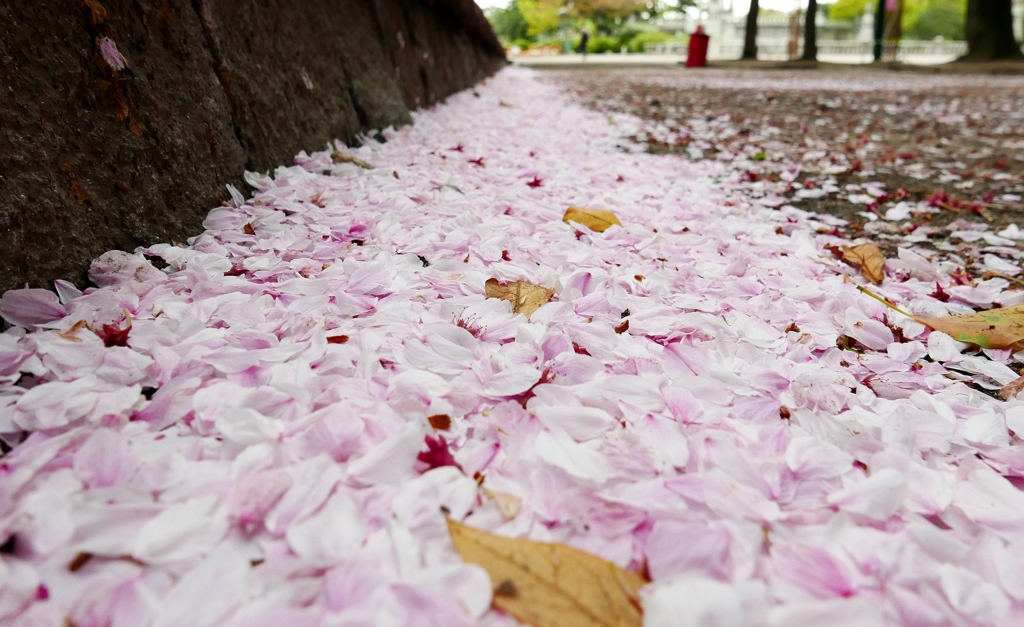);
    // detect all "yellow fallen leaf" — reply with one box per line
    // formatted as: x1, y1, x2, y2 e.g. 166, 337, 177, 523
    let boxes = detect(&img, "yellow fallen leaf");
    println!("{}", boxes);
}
331, 150, 374, 169
446, 519, 645, 627
916, 304, 1024, 350
858, 285, 1024, 350
840, 243, 885, 285
563, 207, 622, 233
485, 279, 554, 320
